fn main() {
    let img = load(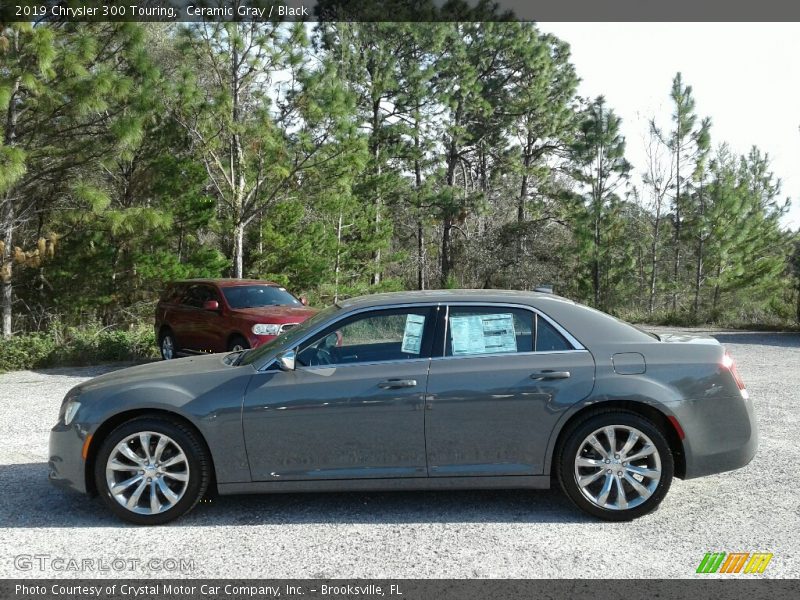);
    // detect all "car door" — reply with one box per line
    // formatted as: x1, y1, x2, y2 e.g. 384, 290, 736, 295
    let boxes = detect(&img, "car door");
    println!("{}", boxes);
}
192, 284, 226, 352
424, 304, 595, 477
242, 306, 438, 481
